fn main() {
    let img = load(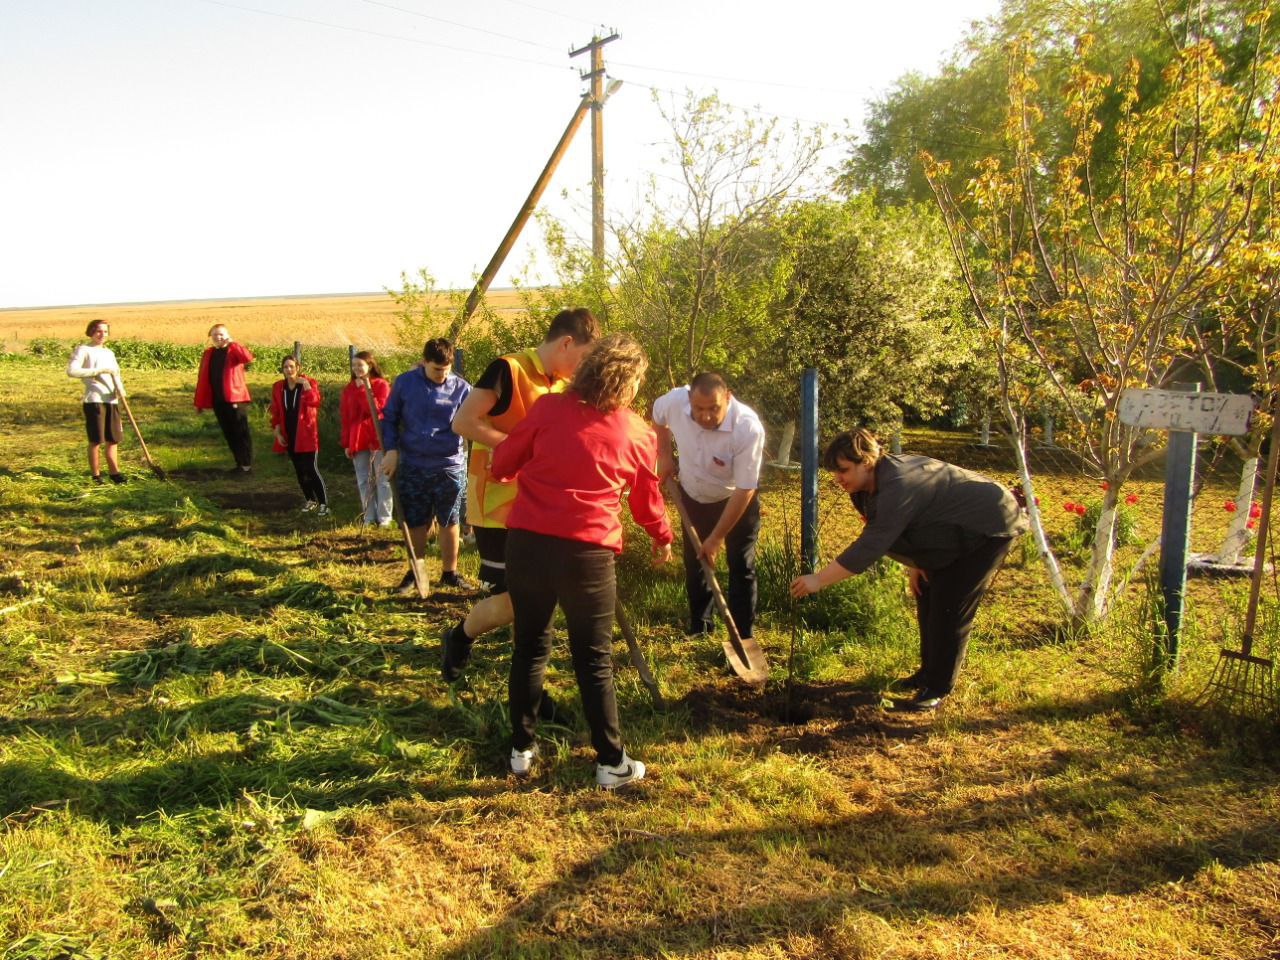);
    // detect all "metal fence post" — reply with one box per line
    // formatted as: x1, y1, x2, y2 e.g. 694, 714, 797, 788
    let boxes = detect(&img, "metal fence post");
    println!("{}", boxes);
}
801, 368, 819, 573
1156, 382, 1201, 672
